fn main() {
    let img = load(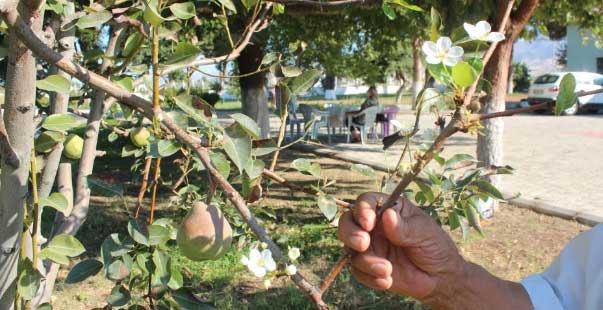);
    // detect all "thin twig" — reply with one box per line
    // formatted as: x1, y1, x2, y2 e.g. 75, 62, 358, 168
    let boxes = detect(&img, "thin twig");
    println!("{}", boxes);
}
265, 0, 372, 6
476, 102, 548, 121
262, 168, 351, 209
320, 254, 351, 293
149, 158, 161, 224
30, 150, 40, 269
134, 157, 153, 218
